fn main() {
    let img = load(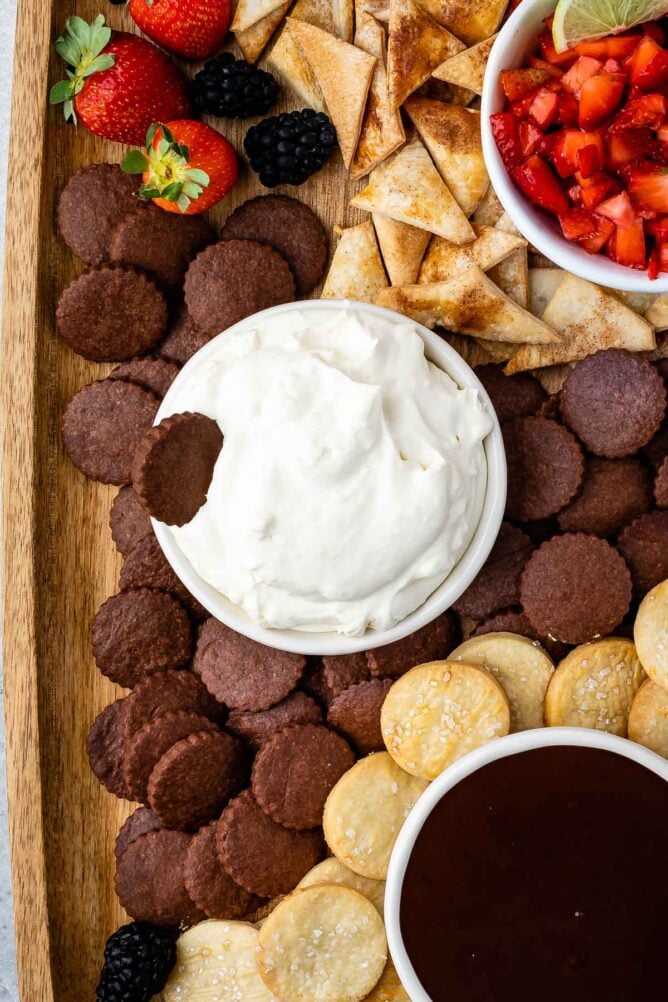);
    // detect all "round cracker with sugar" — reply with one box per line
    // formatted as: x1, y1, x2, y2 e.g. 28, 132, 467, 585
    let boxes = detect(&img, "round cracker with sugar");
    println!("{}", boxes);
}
628, 679, 668, 758
634, 579, 668, 689
449, 633, 554, 731
544, 638, 645, 735
162, 920, 274, 1001
381, 661, 510, 780
323, 752, 427, 880
365, 960, 410, 1001
297, 857, 386, 915
257, 885, 387, 1002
